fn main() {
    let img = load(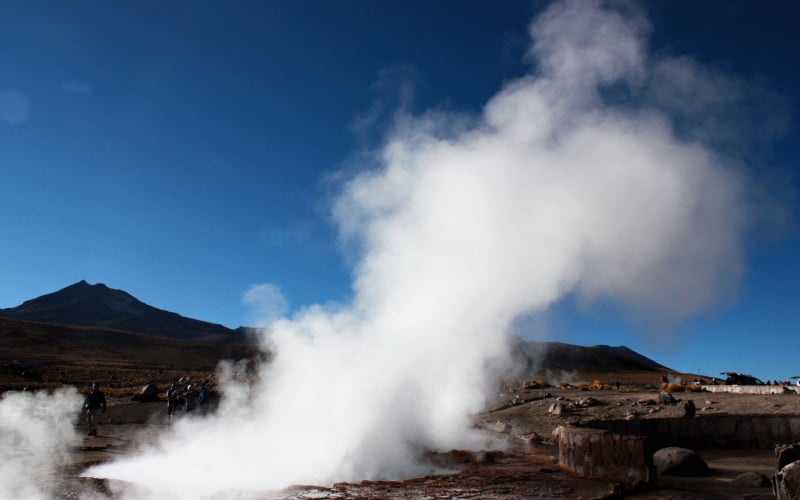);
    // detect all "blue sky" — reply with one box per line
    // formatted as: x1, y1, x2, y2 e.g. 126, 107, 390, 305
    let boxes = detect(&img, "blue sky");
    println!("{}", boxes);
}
1, 1, 798, 382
